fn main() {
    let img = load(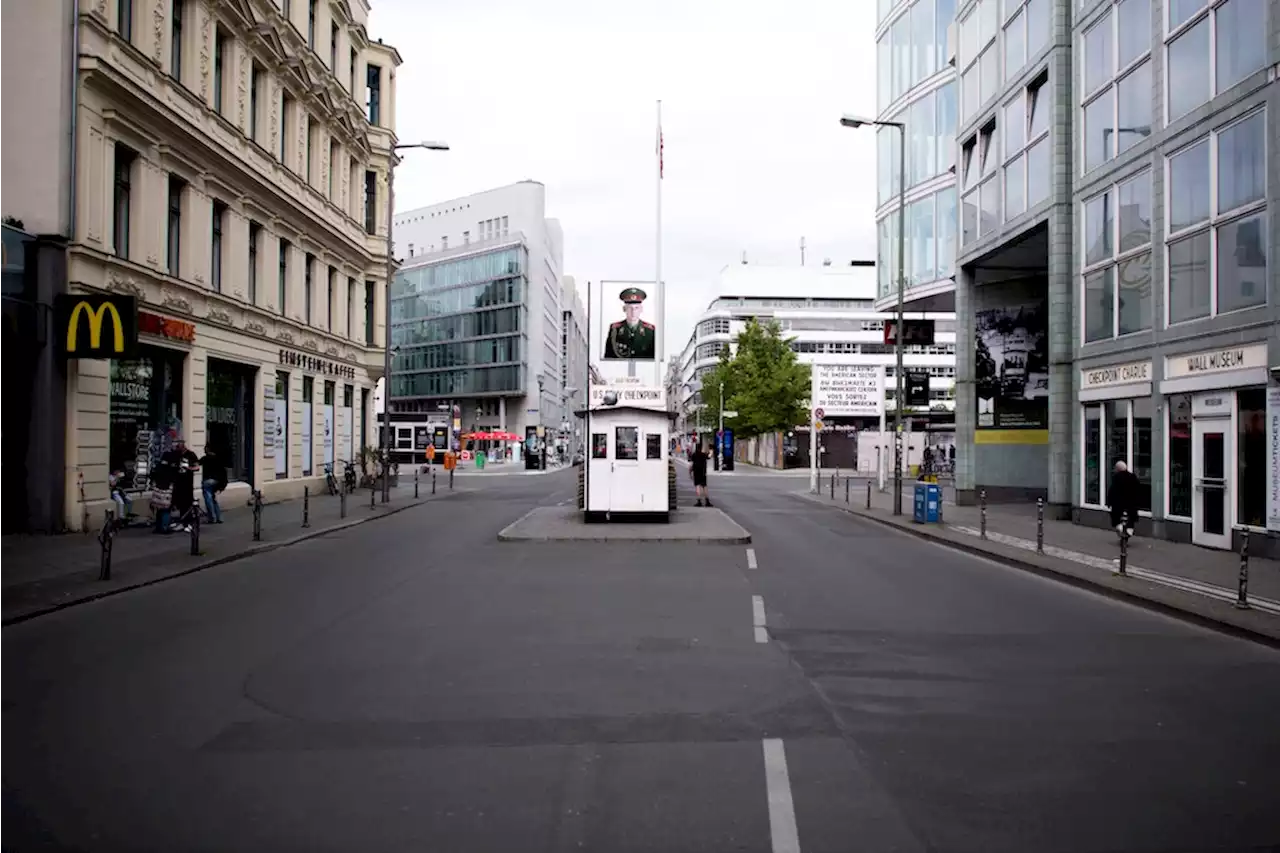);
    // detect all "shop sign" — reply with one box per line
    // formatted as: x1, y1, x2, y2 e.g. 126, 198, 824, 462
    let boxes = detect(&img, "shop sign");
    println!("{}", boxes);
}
1165, 343, 1268, 380
884, 319, 935, 346
278, 348, 356, 380
1081, 360, 1151, 390
138, 310, 196, 342
55, 294, 138, 358
1268, 385, 1280, 532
